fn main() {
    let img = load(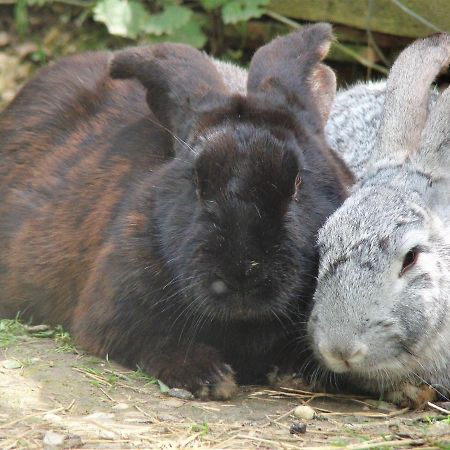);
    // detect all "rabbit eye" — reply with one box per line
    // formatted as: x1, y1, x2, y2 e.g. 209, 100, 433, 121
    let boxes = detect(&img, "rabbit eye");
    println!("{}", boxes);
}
293, 173, 302, 201
400, 247, 419, 276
